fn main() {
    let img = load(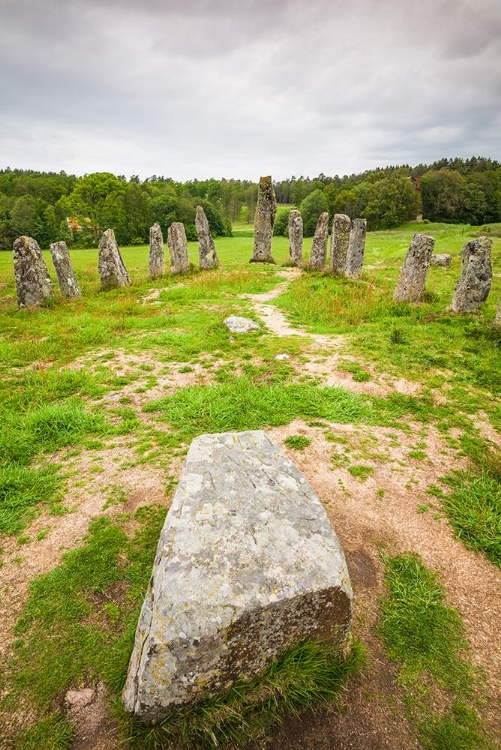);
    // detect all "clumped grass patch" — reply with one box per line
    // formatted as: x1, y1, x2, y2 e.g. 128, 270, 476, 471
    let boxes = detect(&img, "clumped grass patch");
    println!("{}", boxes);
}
119, 640, 365, 750
0, 464, 63, 535
14, 712, 73, 750
419, 702, 495, 750
284, 435, 311, 450
0, 400, 108, 466
348, 465, 374, 481
432, 472, 501, 568
380, 552, 473, 692
379, 553, 494, 749
427, 435, 501, 567
144, 376, 372, 439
